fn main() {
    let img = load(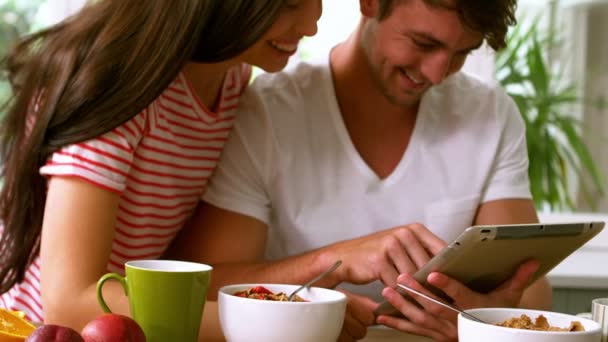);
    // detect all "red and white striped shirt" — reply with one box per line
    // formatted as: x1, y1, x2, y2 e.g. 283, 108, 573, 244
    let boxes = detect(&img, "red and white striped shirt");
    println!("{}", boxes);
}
0, 64, 252, 323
